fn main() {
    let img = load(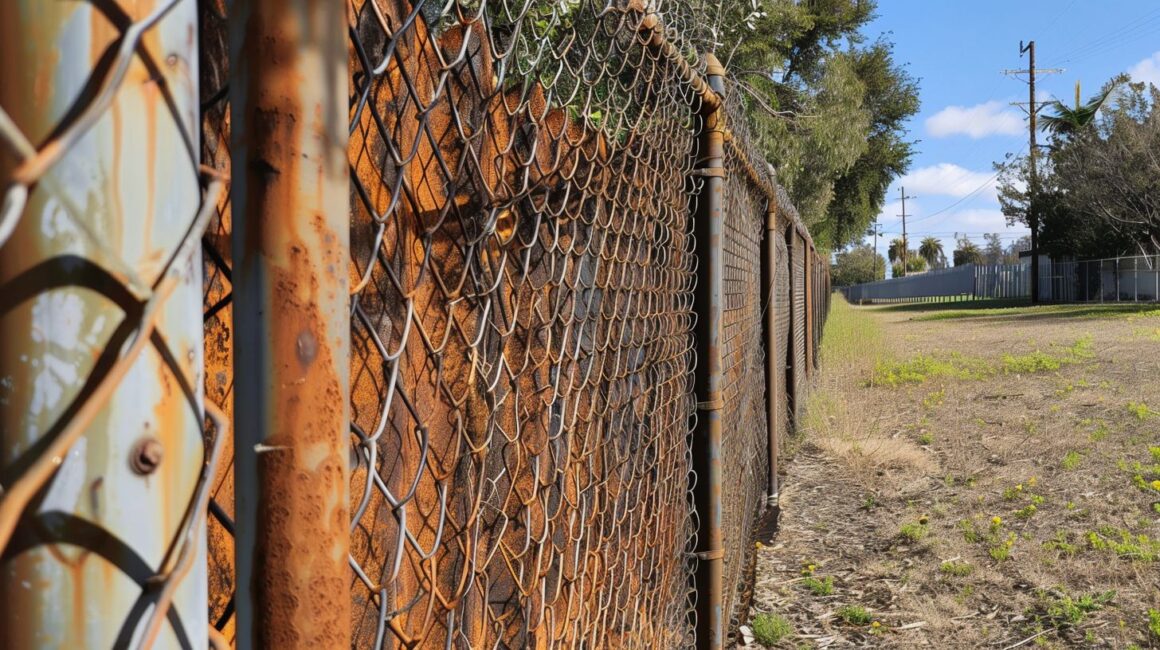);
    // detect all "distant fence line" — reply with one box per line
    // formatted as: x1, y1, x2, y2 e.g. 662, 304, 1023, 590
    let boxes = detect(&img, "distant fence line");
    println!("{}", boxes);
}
1040, 255, 1160, 303
840, 254, 1160, 305
839, 264, 1028, 303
